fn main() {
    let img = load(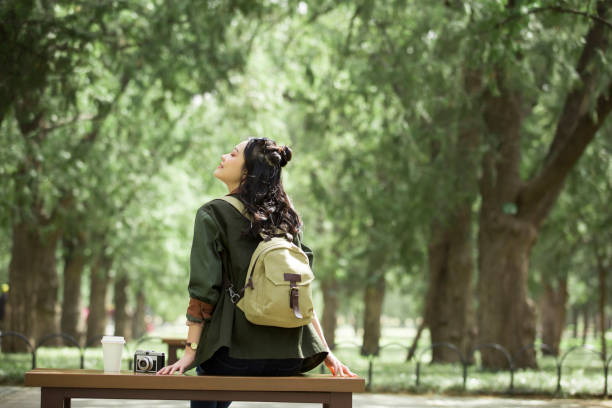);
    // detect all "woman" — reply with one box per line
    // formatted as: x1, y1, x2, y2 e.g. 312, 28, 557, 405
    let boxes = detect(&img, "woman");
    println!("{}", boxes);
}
157, 137, 355, 408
